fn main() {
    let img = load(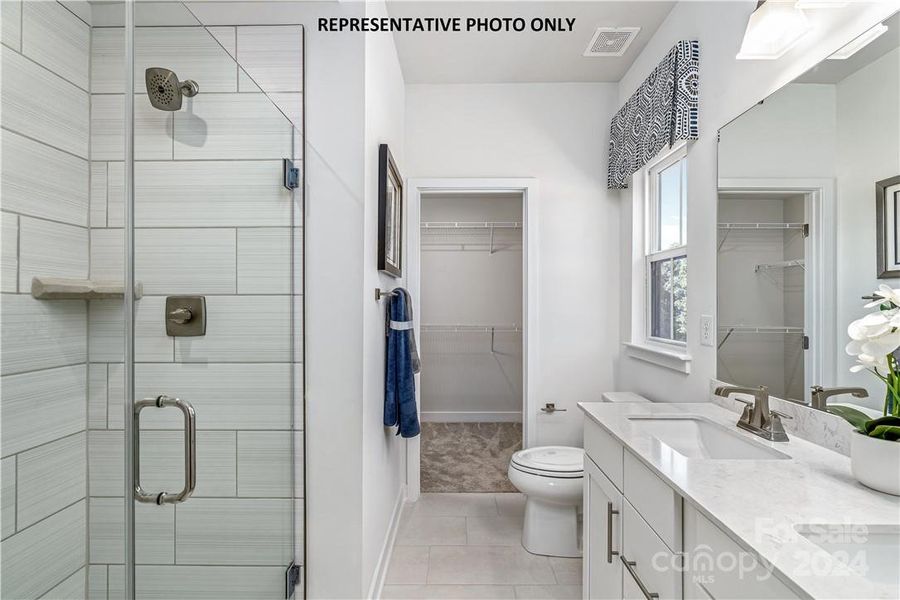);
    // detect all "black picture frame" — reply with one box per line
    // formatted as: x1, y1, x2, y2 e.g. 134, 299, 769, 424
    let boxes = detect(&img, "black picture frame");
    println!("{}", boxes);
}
378, 144, 403, 278
876, 175, 900, 279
